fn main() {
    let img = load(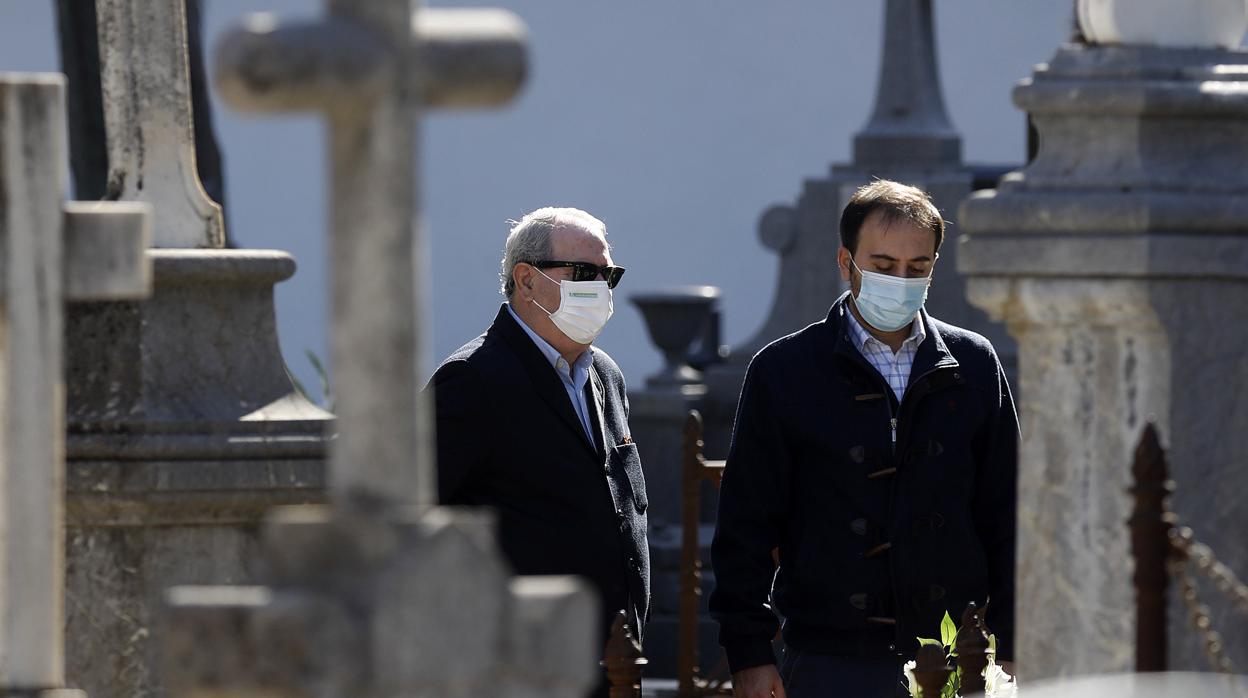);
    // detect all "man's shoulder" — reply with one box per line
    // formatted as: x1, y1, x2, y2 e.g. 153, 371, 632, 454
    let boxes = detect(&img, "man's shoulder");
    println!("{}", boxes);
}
926, 316, 1006, 387
927, 316, 999, 360
749, 318, 826, 370
431, 321, 514, 382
